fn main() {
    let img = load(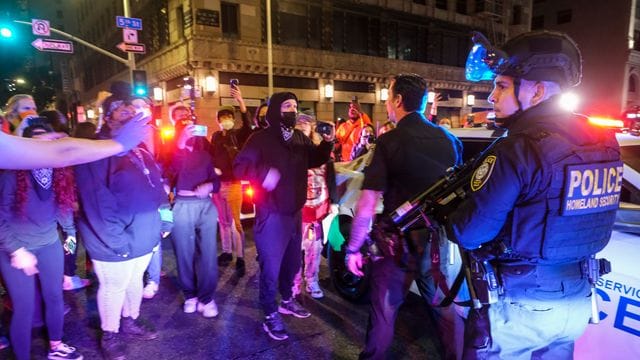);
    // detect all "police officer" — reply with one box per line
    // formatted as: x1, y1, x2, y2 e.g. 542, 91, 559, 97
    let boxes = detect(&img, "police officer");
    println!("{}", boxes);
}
448, 31, 622, 359
346, 73, 462, 359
